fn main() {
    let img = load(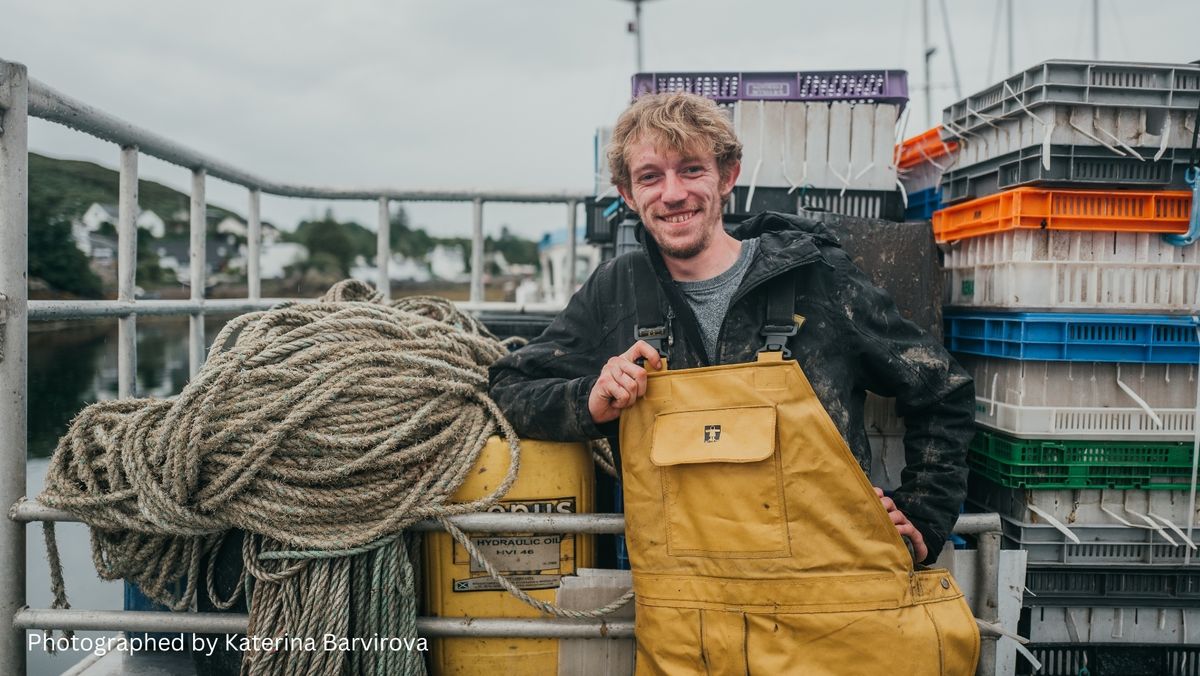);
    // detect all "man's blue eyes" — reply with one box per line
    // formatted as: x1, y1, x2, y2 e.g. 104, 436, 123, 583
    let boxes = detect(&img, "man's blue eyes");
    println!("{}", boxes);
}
638, 167, 704, 182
